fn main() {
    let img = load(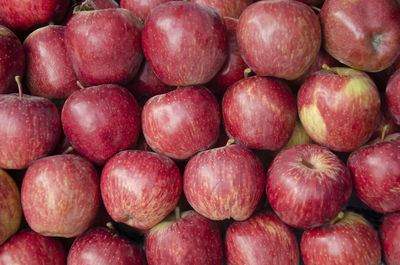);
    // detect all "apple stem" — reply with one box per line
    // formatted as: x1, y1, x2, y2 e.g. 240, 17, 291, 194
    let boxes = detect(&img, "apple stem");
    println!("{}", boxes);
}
175, 206, 181, 221
328, 211, 345, 226
106, 222, 115, 230
15, 76, 23, 98
226, 138, 235, 146
311, 6, 321, 13
244, 68, 252, 79
76, 81, 86, 90
62, 146, 75, 155
381, 125, 389, 142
